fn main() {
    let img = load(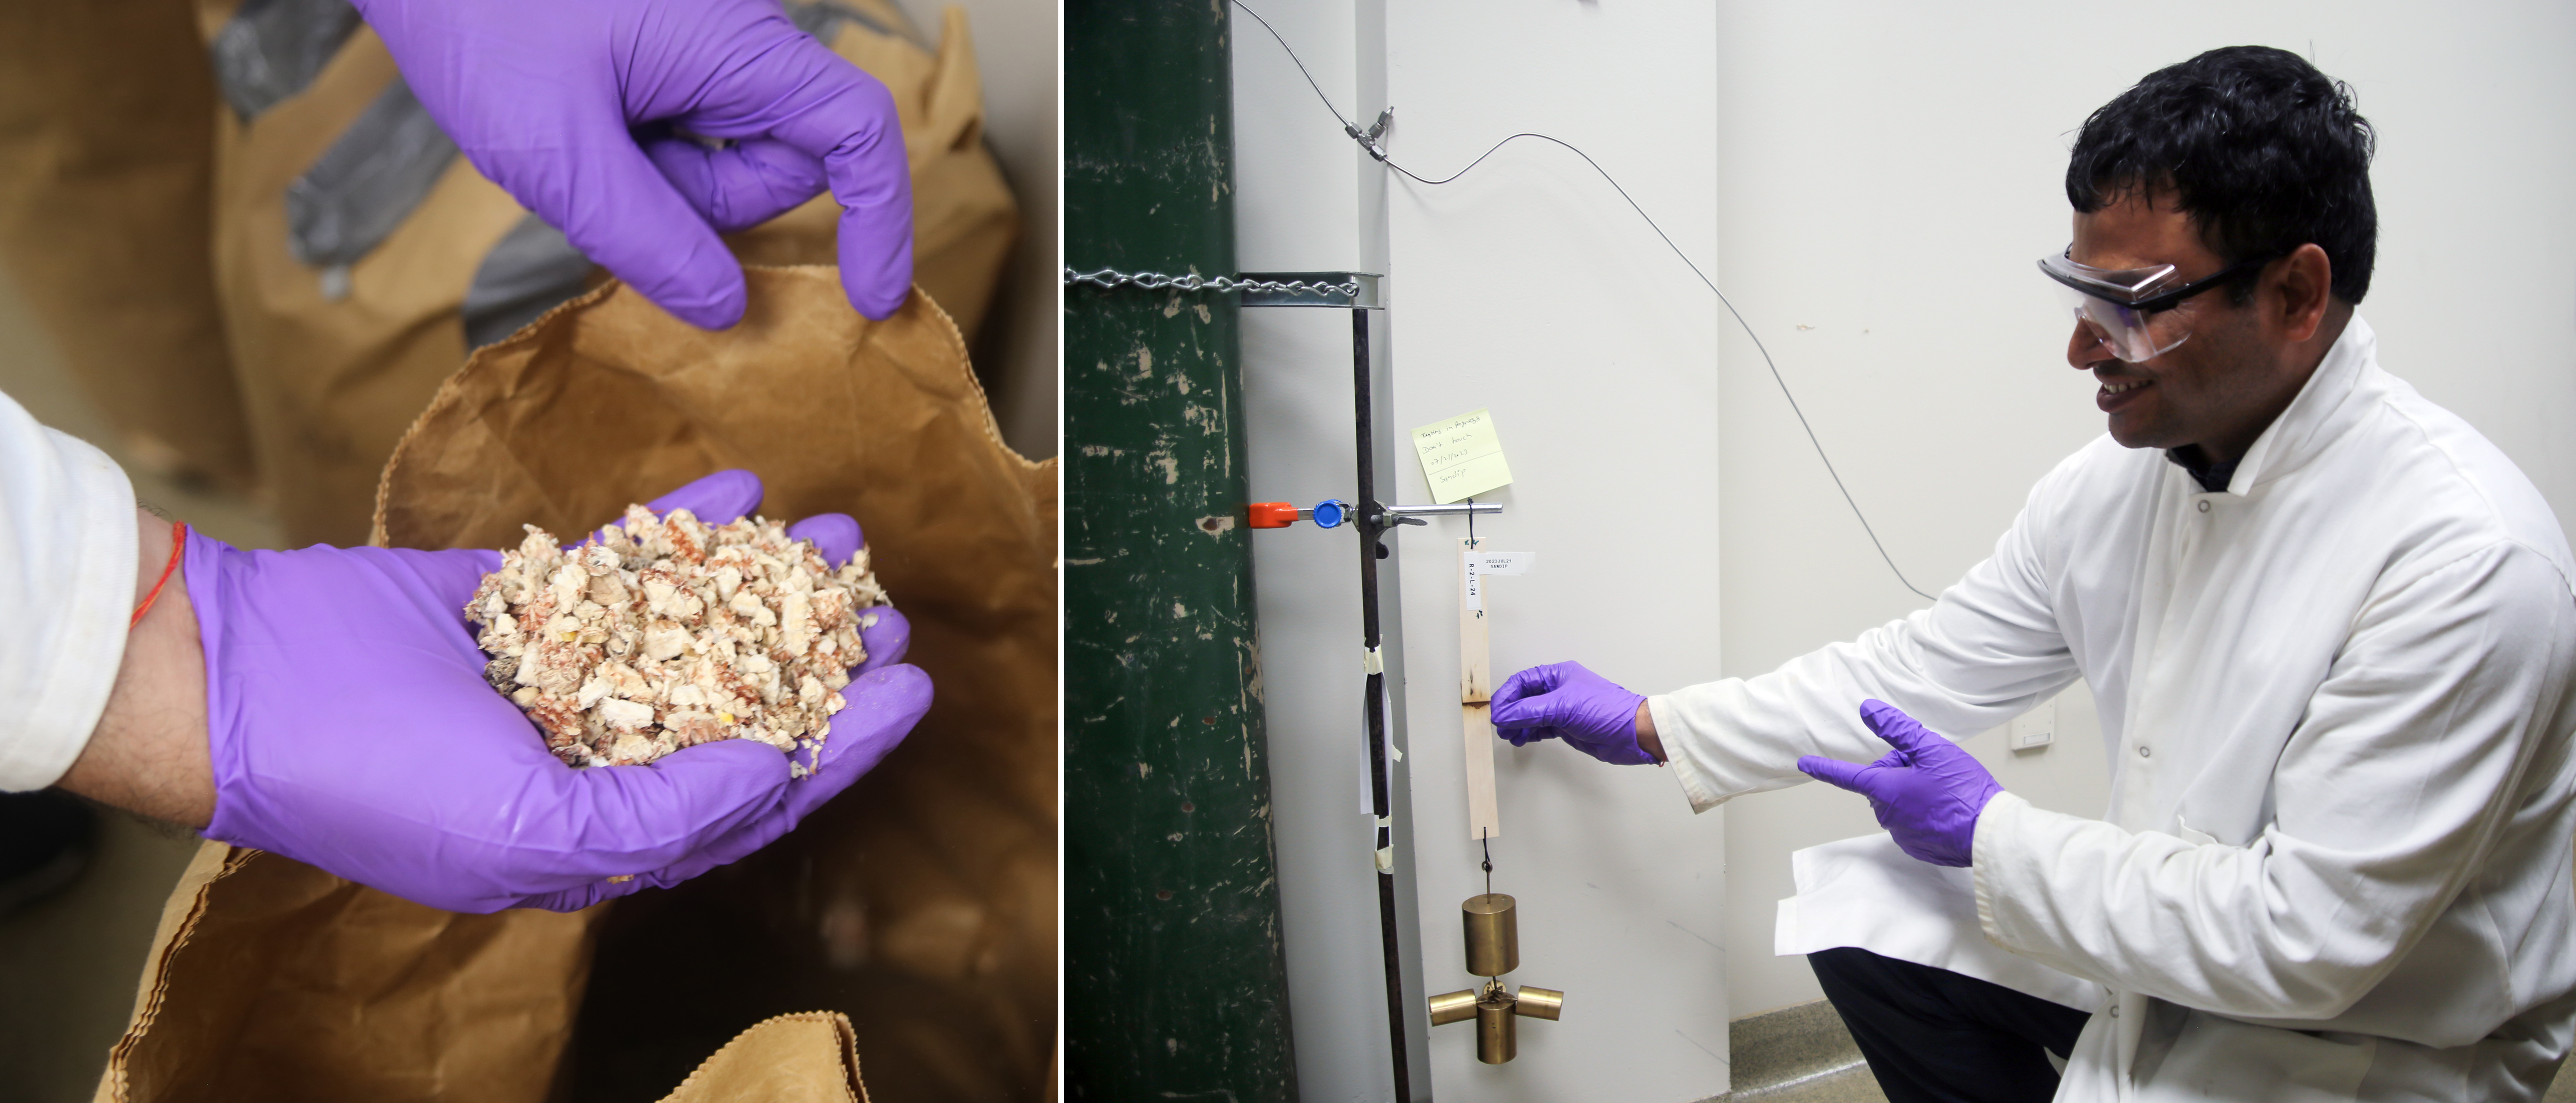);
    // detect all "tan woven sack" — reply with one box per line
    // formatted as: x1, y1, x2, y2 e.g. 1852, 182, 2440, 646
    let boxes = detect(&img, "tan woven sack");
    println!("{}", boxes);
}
200, 0, 1019, 545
